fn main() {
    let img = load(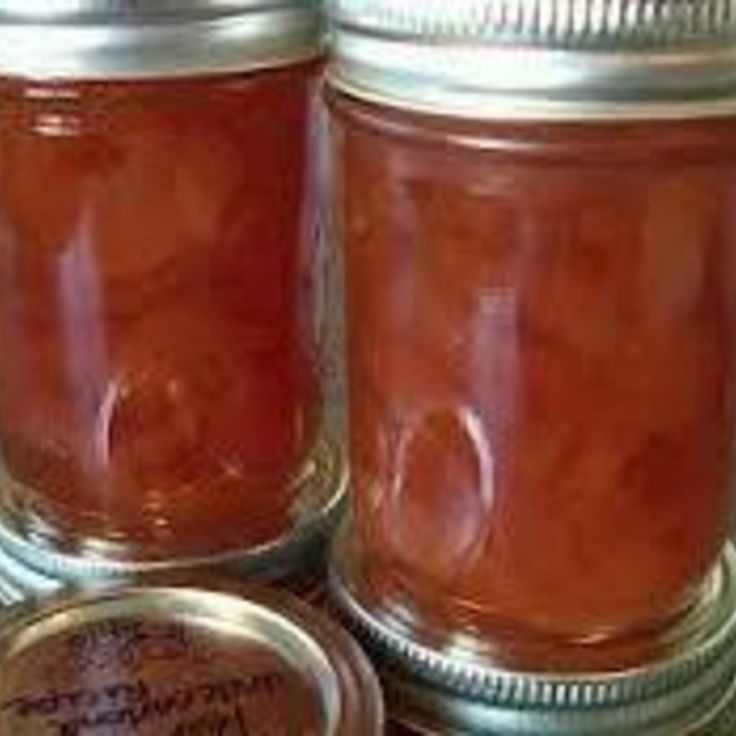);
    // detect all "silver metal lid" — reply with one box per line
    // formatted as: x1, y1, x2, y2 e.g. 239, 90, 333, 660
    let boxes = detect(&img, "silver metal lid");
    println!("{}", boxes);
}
330, 540, 736, 735
0, 580, 384, 734
328, 0, 736, 119
0, 543, 61, 606
0, 0, 322, 80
